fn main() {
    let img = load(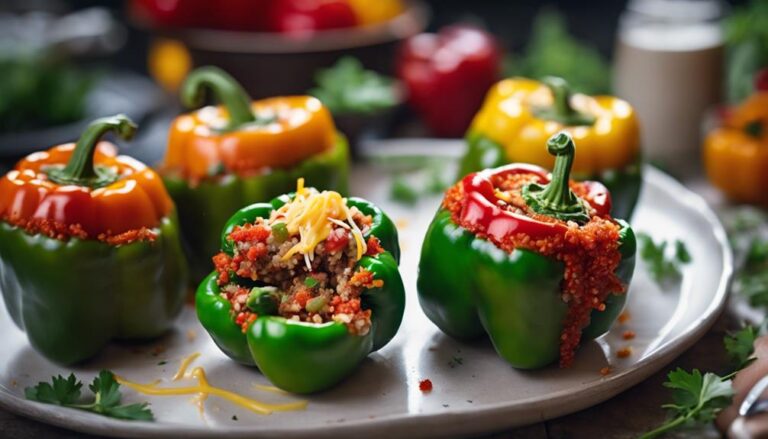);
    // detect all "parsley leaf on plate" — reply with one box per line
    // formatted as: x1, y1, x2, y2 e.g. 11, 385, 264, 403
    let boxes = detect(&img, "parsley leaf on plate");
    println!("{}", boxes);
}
25, 373, 82, 406
637, 233, 691, 284
640, 369, 733, 439
25, 370, 154, 421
